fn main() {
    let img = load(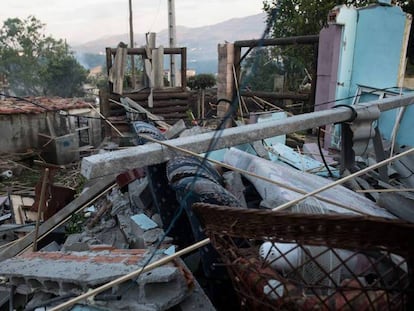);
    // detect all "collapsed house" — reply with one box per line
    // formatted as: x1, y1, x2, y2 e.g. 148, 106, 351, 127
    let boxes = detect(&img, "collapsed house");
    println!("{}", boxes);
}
0, 1, 414, 310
